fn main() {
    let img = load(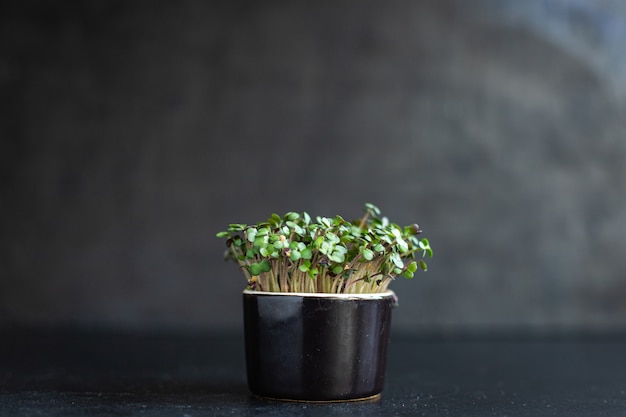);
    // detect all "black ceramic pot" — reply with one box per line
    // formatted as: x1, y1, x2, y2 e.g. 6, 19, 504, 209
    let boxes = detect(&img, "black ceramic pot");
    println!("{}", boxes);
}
243, 290, 395, 402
